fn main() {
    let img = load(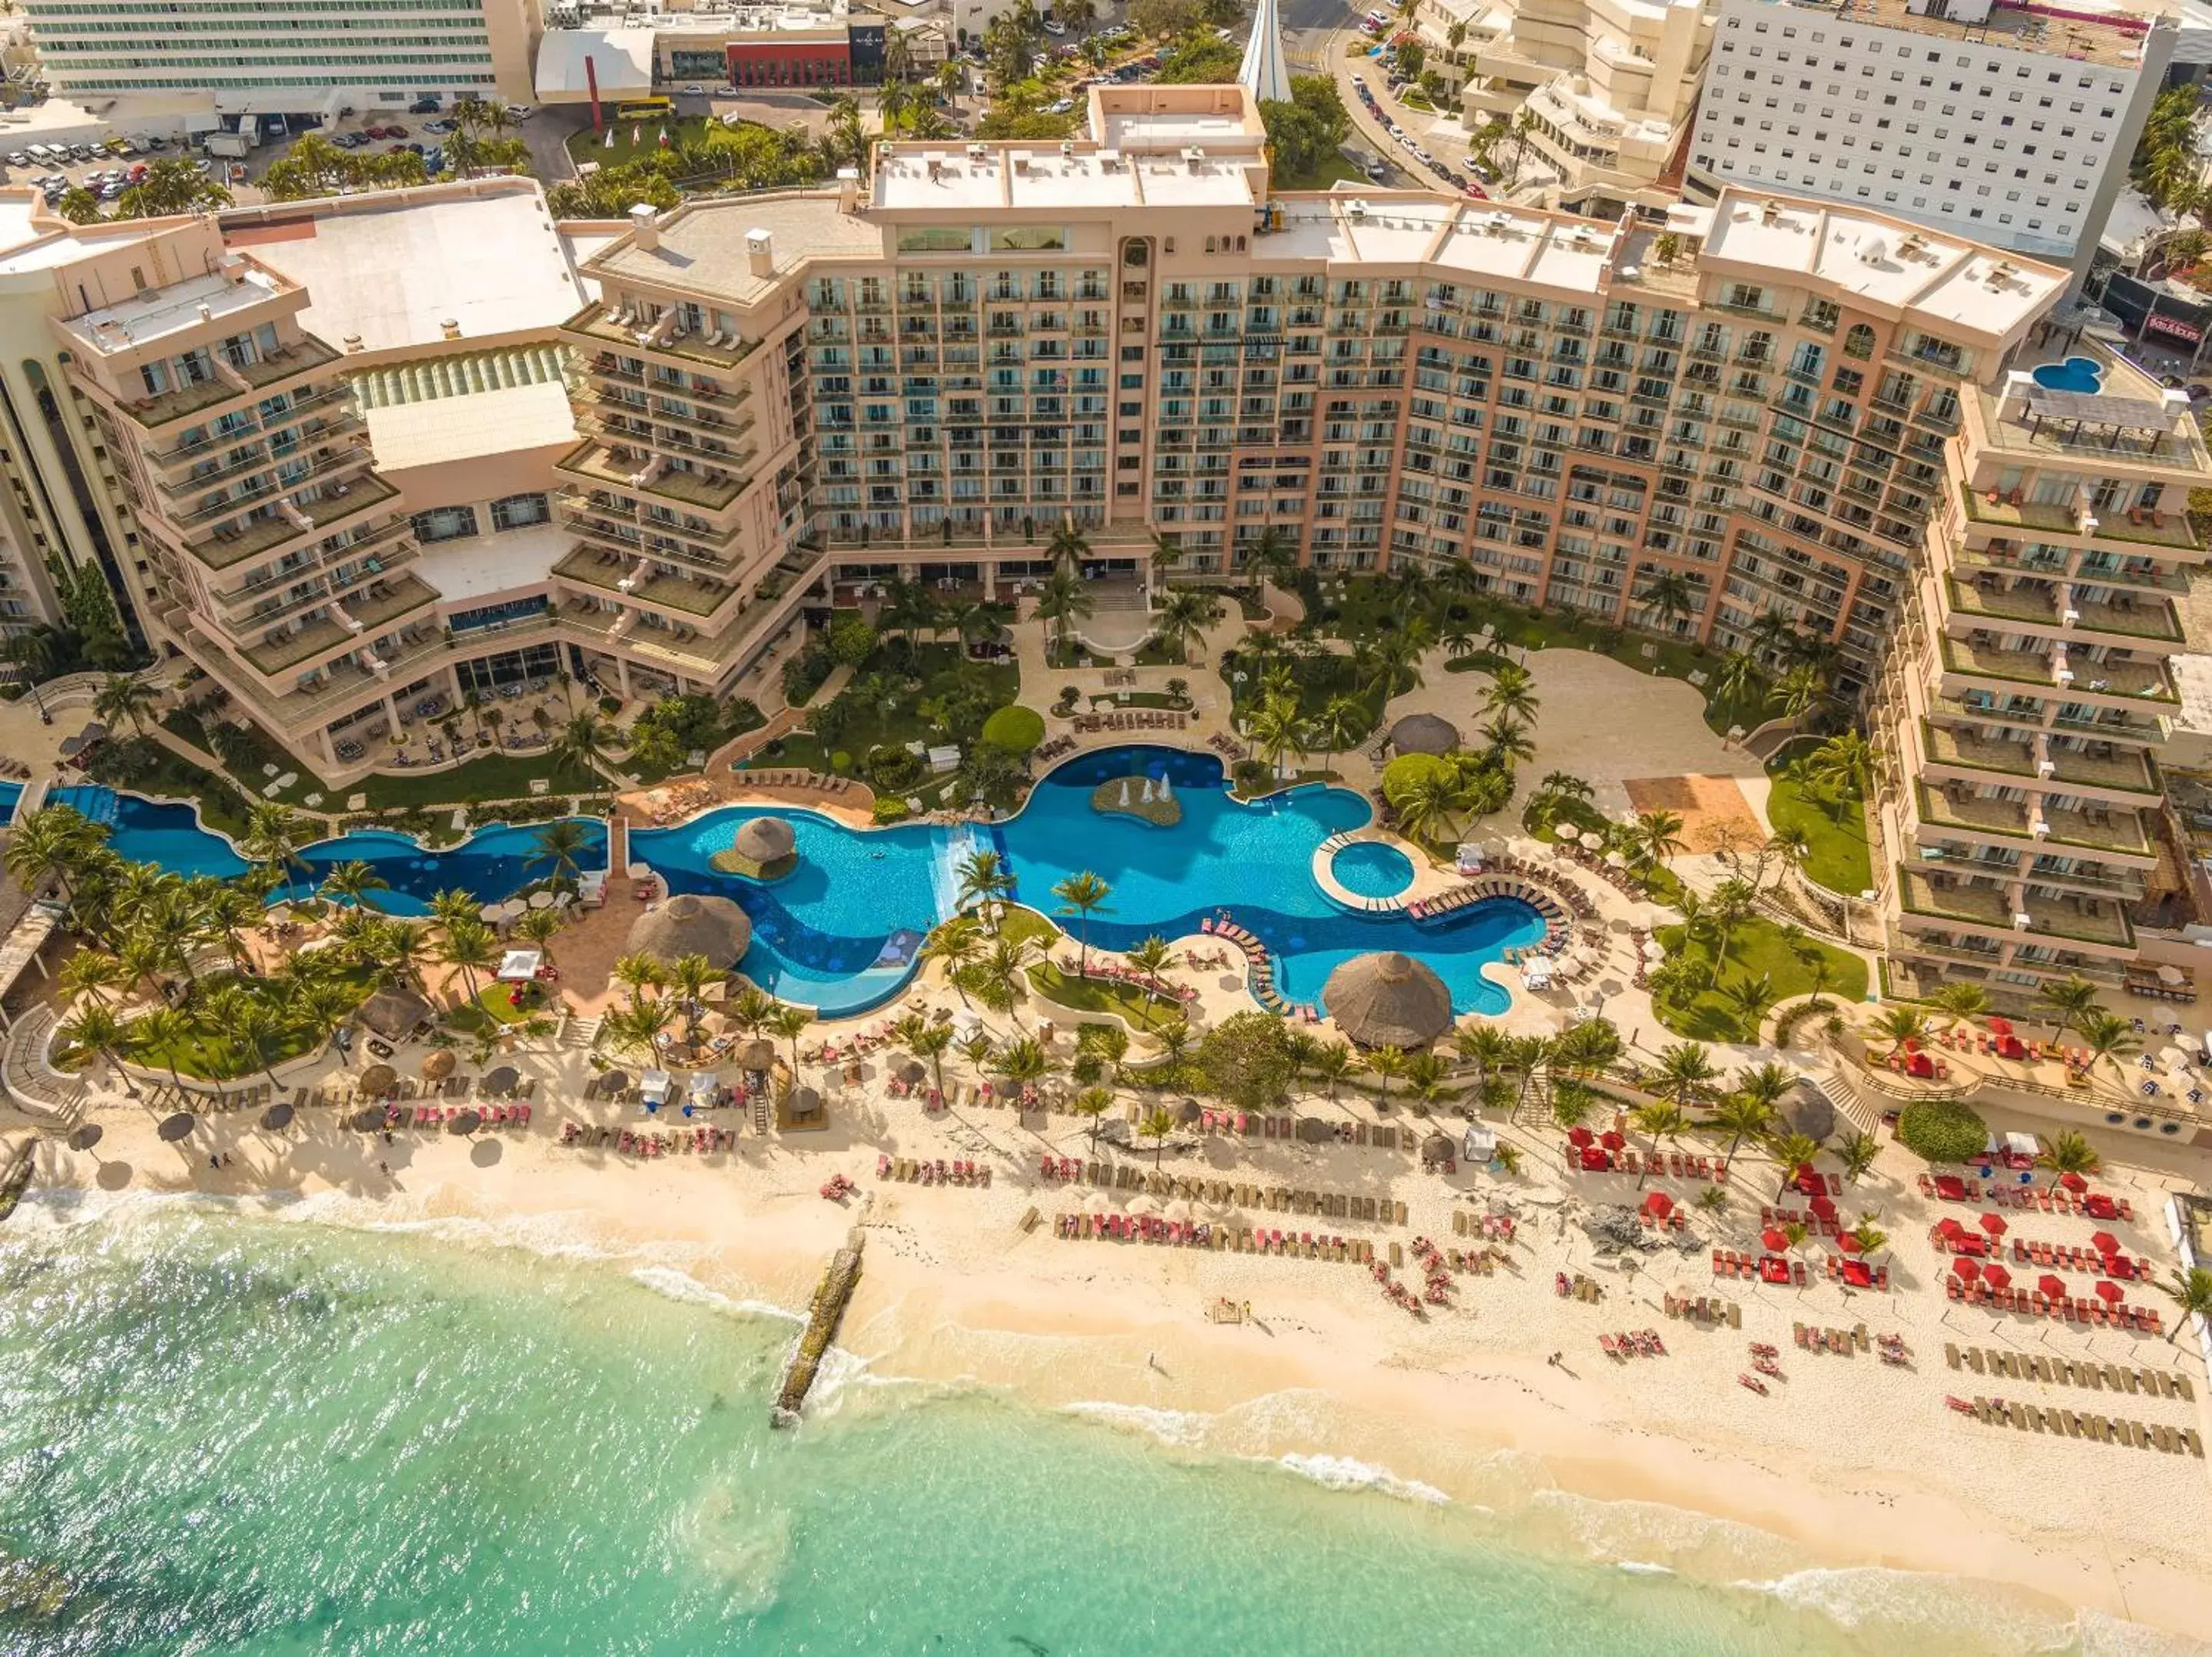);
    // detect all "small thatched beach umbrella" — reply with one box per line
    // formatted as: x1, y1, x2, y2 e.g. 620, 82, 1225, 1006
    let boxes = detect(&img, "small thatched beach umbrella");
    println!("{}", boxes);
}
893, 1059, 926, 1086
260, 1102, 295, 1132
68, 1123, 102, 1152
449, 1109, 482, 1135
482, 1066, 519, 1096
737, 1040, 776, 1073
359, 1063, 398, 1099
357, 986, 433, 1041
157, 1112, 197, 1143
421, 1050, 456, 1082
1321, 951, 1454, 1050
1387, 713, 1459, 756
727, 816, 800, 879
625, 893, 753, 971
